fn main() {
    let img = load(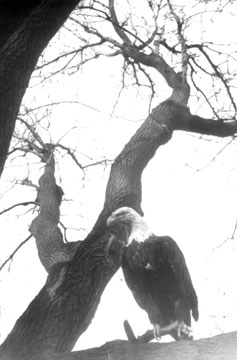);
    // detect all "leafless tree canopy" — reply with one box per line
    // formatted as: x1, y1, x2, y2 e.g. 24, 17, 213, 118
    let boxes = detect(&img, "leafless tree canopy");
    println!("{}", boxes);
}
0, 1, 237, 359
